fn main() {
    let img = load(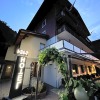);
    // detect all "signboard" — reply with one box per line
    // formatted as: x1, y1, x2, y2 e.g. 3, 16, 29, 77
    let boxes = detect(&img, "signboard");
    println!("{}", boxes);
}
9, 55, 27, 98
16, 49, 28, 56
